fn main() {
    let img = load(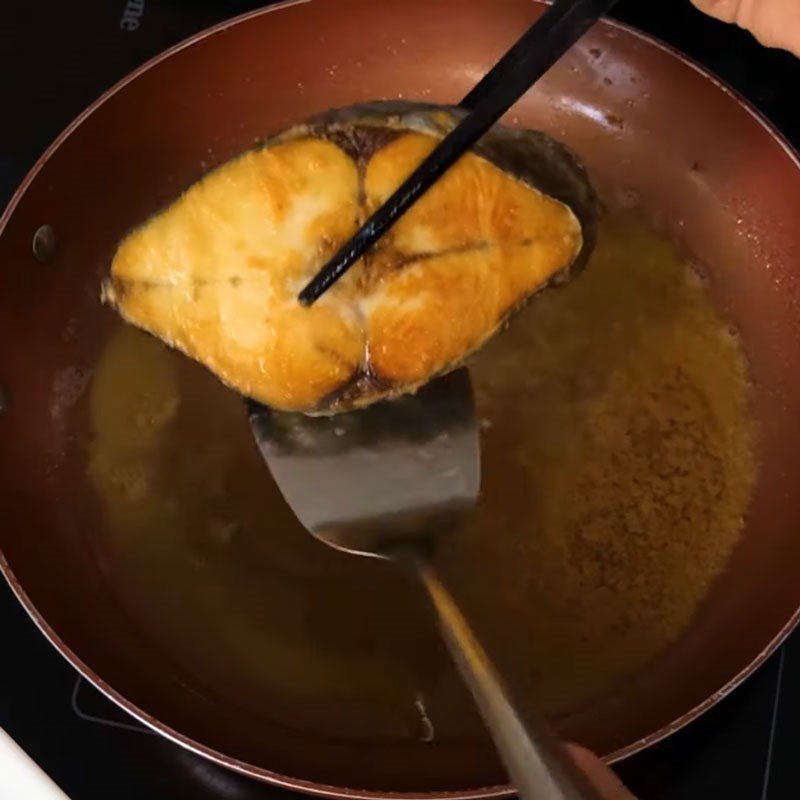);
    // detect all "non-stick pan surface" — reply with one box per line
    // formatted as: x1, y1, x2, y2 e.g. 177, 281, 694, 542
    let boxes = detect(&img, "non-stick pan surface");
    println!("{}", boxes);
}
3, 0, 800, 797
